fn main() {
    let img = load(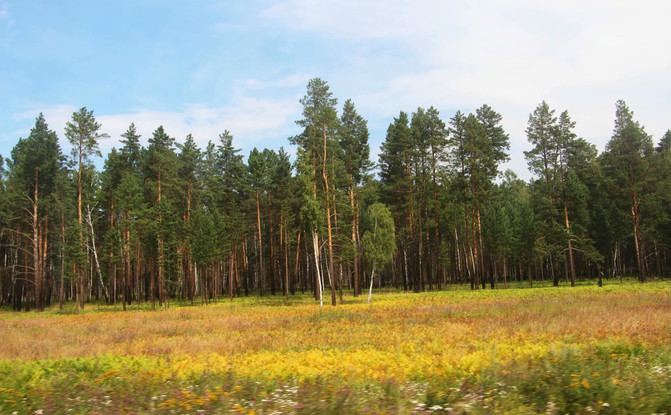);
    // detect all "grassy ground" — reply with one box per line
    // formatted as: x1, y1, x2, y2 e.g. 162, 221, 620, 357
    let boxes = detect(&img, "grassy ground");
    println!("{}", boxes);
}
0, 279, 669, 414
